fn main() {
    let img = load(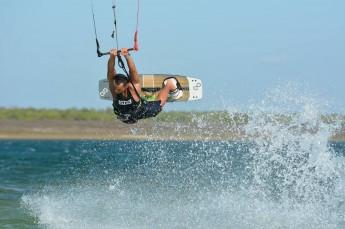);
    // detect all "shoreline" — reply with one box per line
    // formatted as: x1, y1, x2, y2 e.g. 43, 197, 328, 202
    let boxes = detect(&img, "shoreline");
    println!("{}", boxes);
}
0, 120, 243, 141
1, 120, 344, 142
